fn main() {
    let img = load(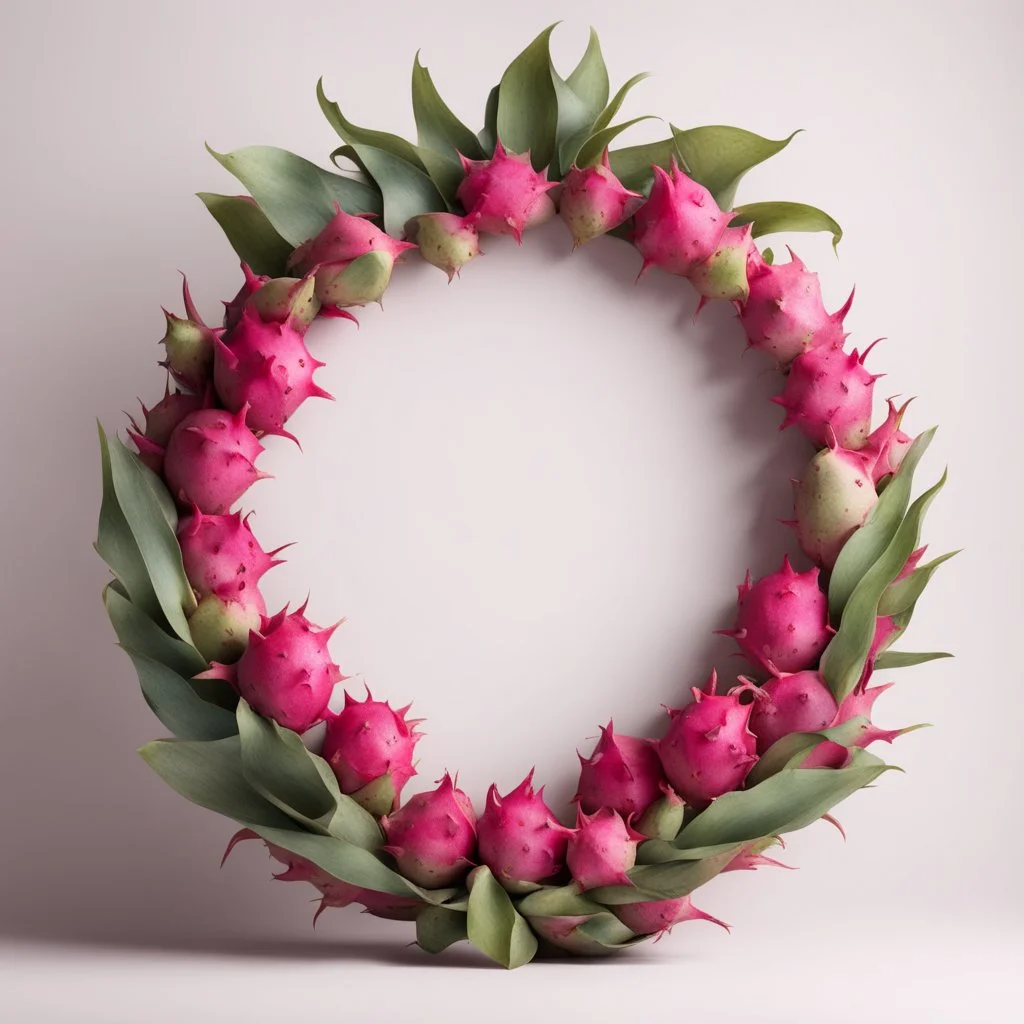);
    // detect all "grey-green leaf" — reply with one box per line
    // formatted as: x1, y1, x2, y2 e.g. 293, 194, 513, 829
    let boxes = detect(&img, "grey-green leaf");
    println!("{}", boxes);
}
346, 144, 447, 236
574, 116, 656, 170
591, 73, 650, 135
591, 844, 743, 904
730, 201, 843, 250
196, 193, 294, 276
878, 550, 960, 617
873, 650, 954, 670
608, 137, 679, 195
515, 884, 604, 918
478, 84, 500, 153
496, 24, 559, 170
416, 905, 469, 954
466, 866, 538, 969
411, 53, 484, 160
565, 28, 609, 115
